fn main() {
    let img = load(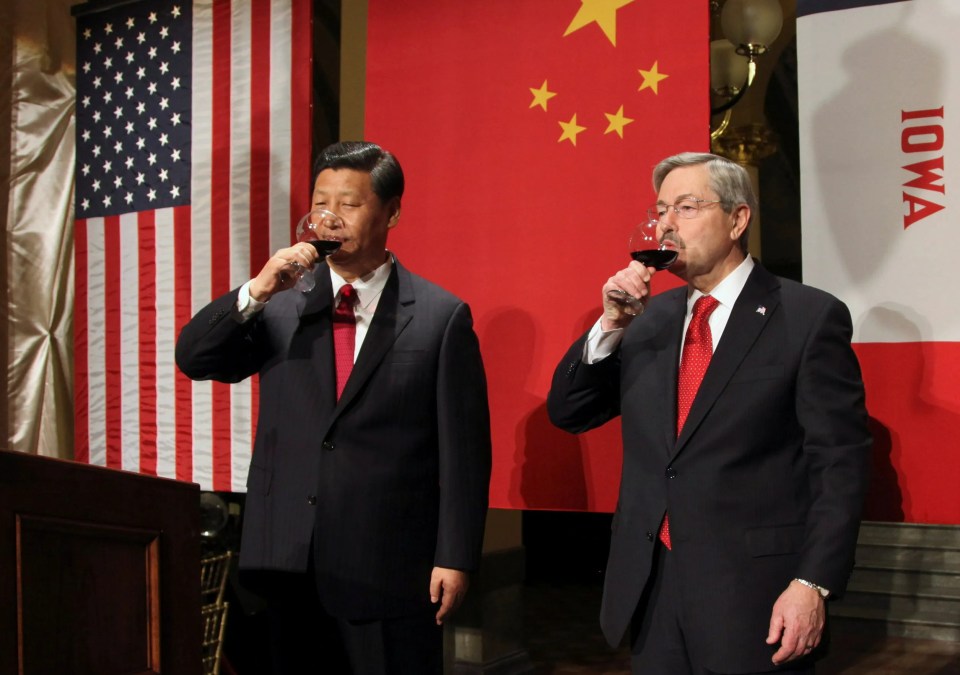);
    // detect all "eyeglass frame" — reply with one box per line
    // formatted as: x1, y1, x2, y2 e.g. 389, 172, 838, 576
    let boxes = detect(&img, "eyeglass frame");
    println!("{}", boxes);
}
646, 197, 728, 224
